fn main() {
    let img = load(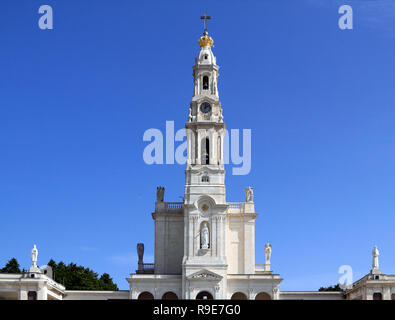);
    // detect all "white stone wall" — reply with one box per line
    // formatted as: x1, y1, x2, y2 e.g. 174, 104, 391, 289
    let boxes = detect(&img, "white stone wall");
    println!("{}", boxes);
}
226, 213, 256, 274
154, 214, 184, 275
64, 290, 129, 300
